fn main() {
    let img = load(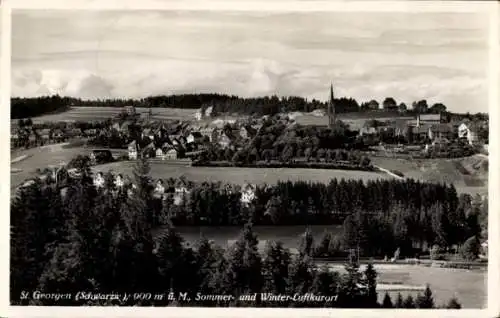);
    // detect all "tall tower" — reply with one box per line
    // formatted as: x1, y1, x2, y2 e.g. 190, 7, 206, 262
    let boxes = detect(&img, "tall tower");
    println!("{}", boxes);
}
328, 83, 336, 128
